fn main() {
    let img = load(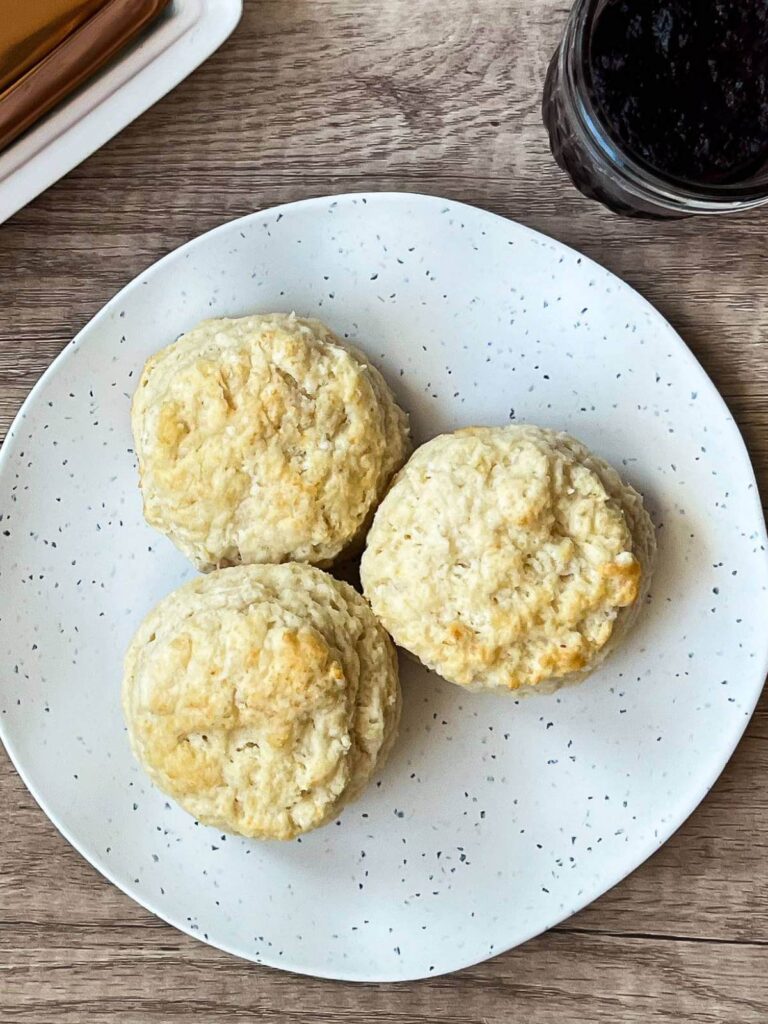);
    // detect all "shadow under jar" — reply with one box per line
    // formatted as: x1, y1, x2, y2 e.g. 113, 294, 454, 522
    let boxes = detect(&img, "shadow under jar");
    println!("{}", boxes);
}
543, 0, 768, 218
